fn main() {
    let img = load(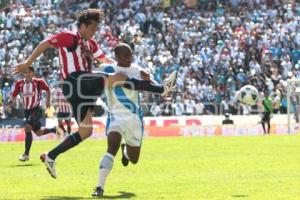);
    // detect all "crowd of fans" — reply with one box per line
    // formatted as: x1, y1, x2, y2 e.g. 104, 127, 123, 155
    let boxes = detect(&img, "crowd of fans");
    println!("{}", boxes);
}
1, 0, 300, 119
